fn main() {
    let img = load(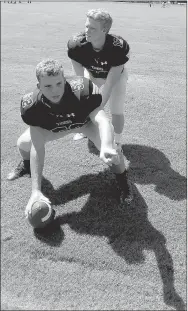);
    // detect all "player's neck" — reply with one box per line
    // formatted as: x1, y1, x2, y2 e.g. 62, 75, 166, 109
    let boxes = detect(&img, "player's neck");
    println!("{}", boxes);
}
91, 36, 106, 51
42, 94, 64, 106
